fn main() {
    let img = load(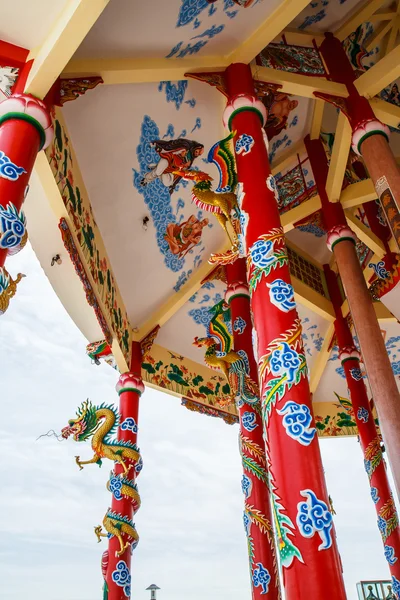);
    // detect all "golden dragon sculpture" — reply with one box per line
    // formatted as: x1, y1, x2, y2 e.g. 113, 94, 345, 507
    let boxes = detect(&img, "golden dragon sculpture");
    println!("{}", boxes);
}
62, 399, 143, 556
0, 267, 25, 314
